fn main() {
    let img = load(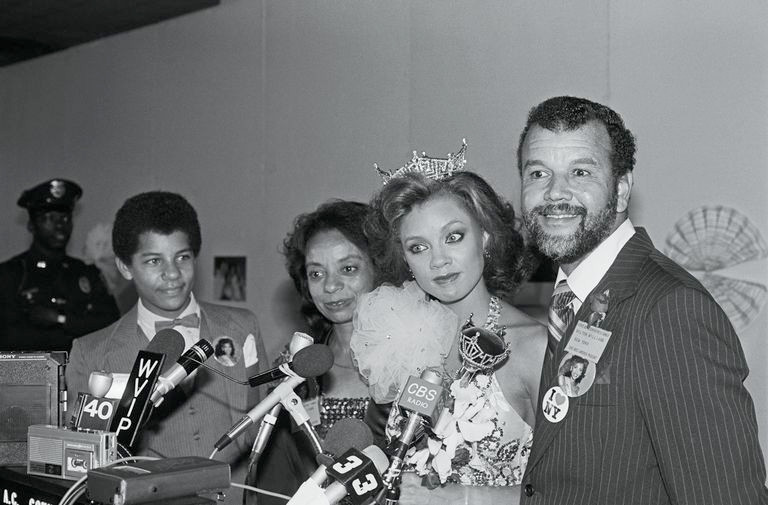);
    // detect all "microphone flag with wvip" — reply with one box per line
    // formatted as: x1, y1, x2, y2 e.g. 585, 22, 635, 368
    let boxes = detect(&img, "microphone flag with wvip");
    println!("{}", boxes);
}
247, 343, 331, 387
109, 329, 187, 447
149, 338, 215, 407
288, 446, 389, 505
376, 369, 445, 502
215, 344, 334, 451
72, 330, 186, 432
